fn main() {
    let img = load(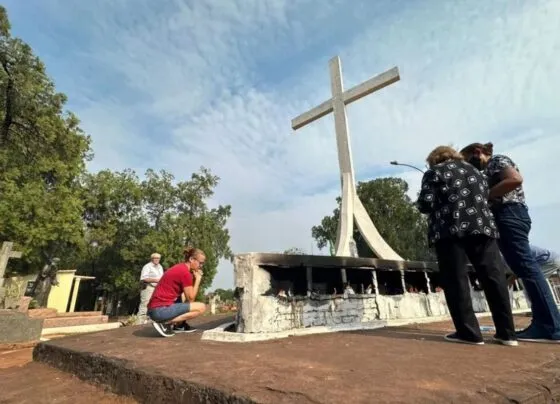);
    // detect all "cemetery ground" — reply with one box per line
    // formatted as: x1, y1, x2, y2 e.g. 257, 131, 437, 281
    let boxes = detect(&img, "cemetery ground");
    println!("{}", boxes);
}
0, 313, 556, 403
0, 346, 134, 403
